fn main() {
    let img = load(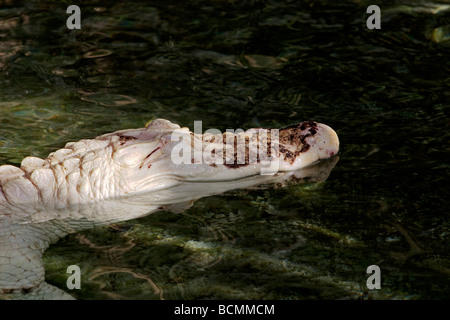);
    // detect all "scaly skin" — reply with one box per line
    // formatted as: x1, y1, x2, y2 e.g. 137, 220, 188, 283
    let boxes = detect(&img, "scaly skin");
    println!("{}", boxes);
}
0, 119, 339, 299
